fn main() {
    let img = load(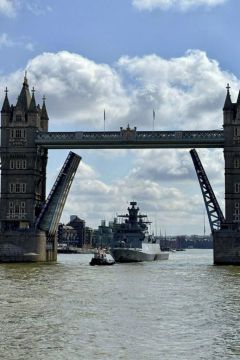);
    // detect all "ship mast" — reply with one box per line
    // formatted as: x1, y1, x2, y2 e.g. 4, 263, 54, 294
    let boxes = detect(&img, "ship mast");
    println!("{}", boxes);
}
117, 201, 150, 226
